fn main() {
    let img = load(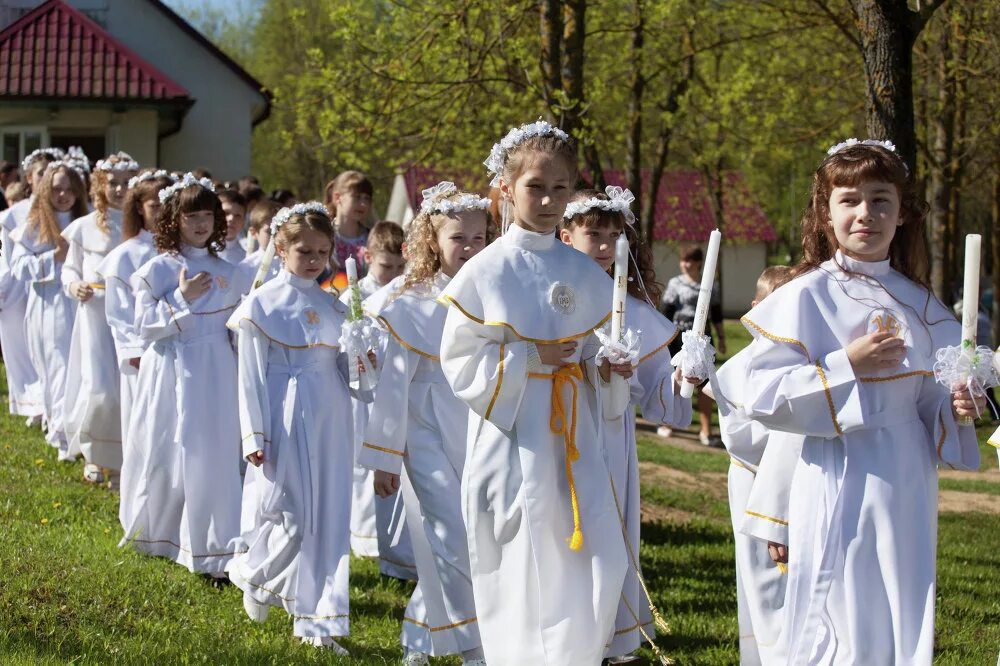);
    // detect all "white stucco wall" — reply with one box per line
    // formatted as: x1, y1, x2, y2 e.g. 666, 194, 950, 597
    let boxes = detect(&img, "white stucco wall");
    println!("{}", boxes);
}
71, 0, 266, 180
652, 241, 768, 318
0, 106, 158, 166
